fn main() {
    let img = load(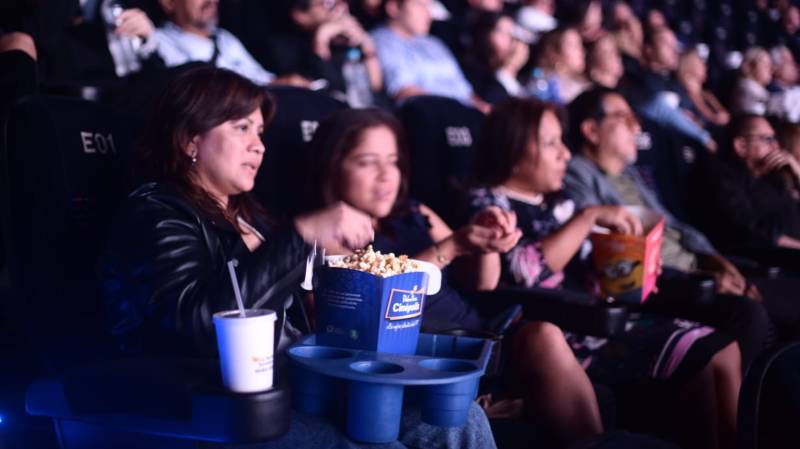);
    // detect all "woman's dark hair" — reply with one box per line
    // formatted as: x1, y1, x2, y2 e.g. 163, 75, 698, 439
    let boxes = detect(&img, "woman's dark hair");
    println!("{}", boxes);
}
303, 108, 410, 217
138, 65, 274, 228
565, 85, 616, 152
473, 97, 562, 187
470, 12, 507, 70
